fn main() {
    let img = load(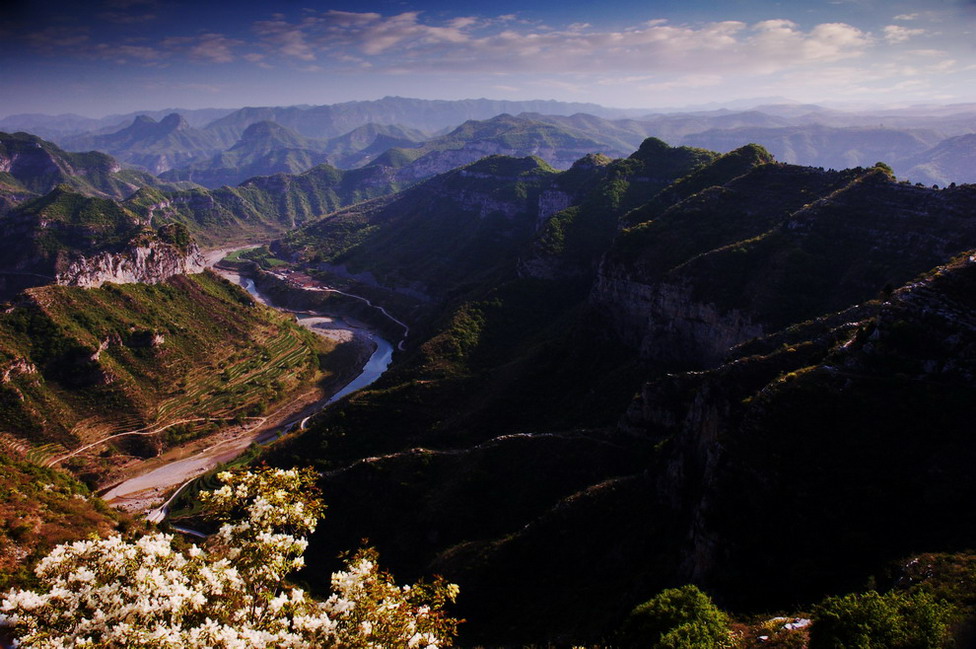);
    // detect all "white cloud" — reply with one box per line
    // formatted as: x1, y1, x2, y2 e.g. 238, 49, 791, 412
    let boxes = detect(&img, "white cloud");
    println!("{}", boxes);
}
883, 25, 925, 43
908, 49, 948, 56
254, 19, 317, 61
237, 12, 871, 78
638, 74, 724, 92
188, 33, 239, 63
894, 13, 920, 20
